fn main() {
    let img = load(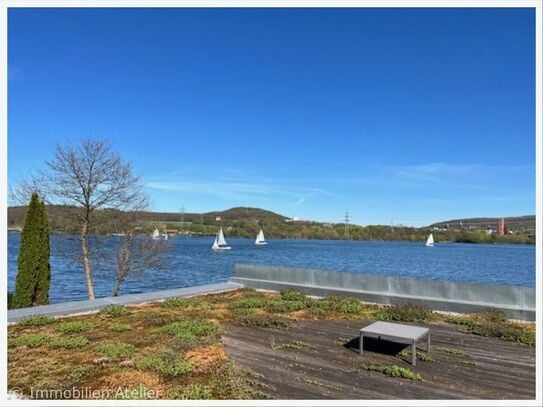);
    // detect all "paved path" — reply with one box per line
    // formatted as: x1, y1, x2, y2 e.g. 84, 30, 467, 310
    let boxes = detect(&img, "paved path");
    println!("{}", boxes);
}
8, 281, 243, 323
